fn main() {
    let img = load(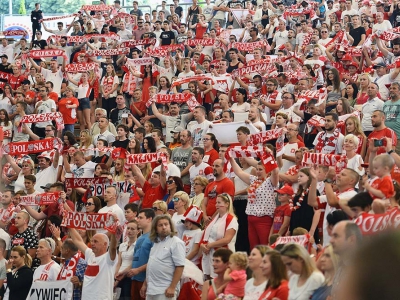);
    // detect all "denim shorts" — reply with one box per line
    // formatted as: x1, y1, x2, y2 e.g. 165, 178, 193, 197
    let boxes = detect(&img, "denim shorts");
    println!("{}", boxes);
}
78, 97, 90, 111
